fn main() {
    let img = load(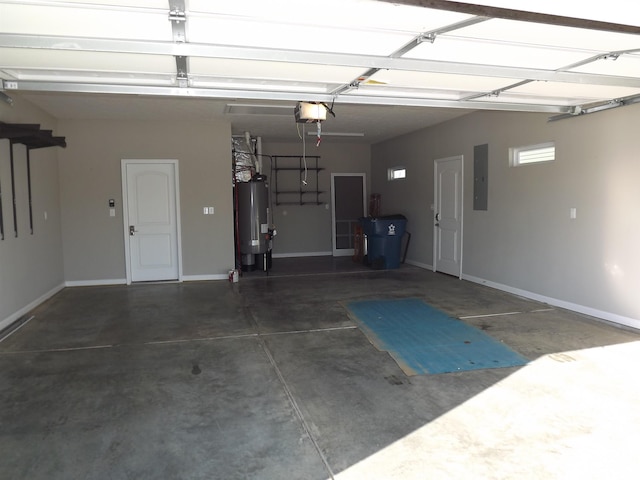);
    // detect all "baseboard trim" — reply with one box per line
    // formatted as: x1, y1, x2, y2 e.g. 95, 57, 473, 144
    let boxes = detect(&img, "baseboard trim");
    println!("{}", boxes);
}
0, 282, 65, 332
405, 259, 433, 270
272, 251, 332, 259
462, 273, 640, 330
182, 274, 228, 282
65, 279, 127, 287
